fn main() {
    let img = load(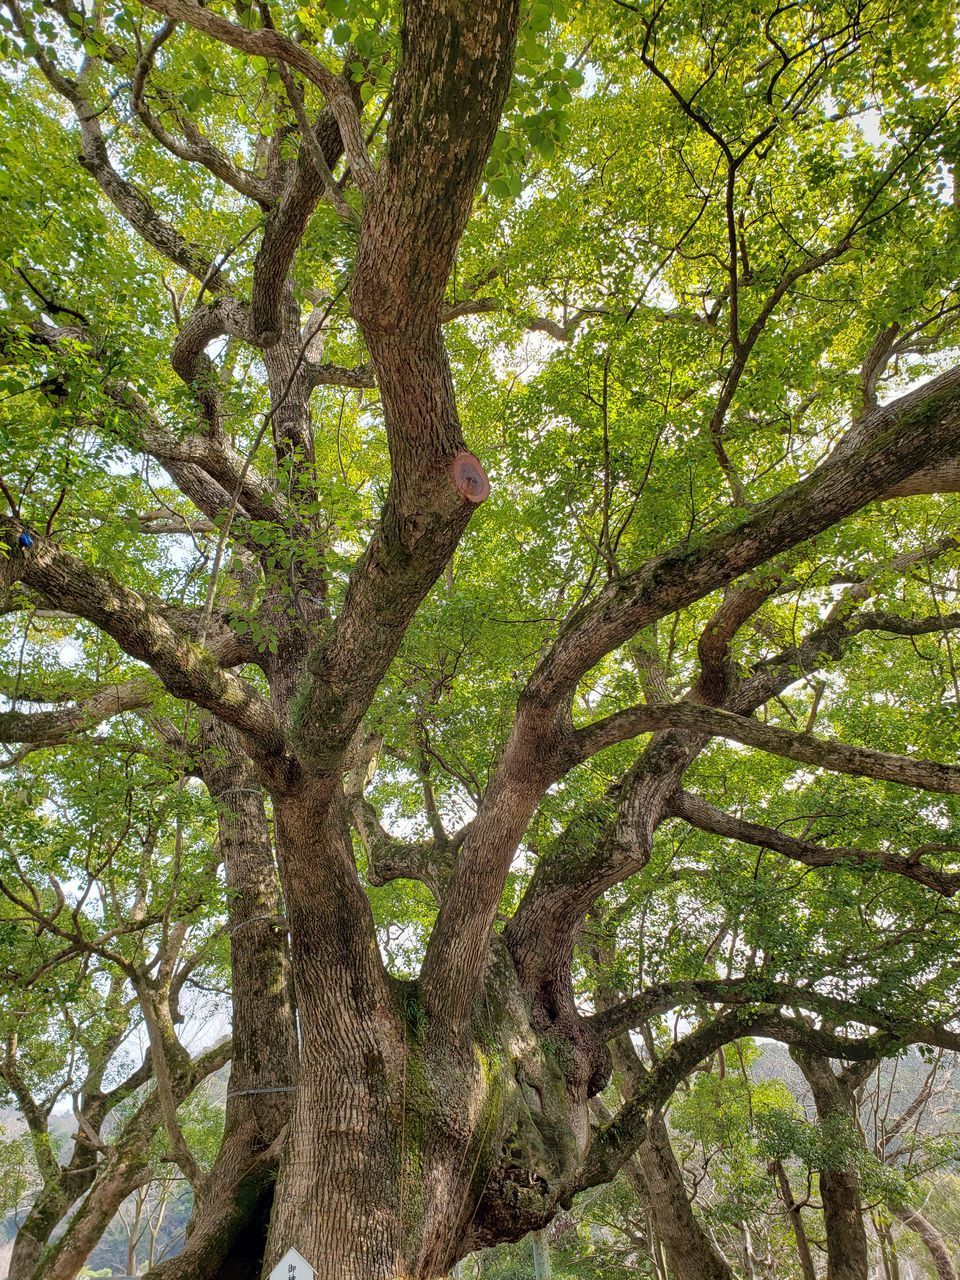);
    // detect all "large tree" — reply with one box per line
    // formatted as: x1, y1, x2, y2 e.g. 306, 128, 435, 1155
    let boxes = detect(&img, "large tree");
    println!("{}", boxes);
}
0, 0, 959, 1276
